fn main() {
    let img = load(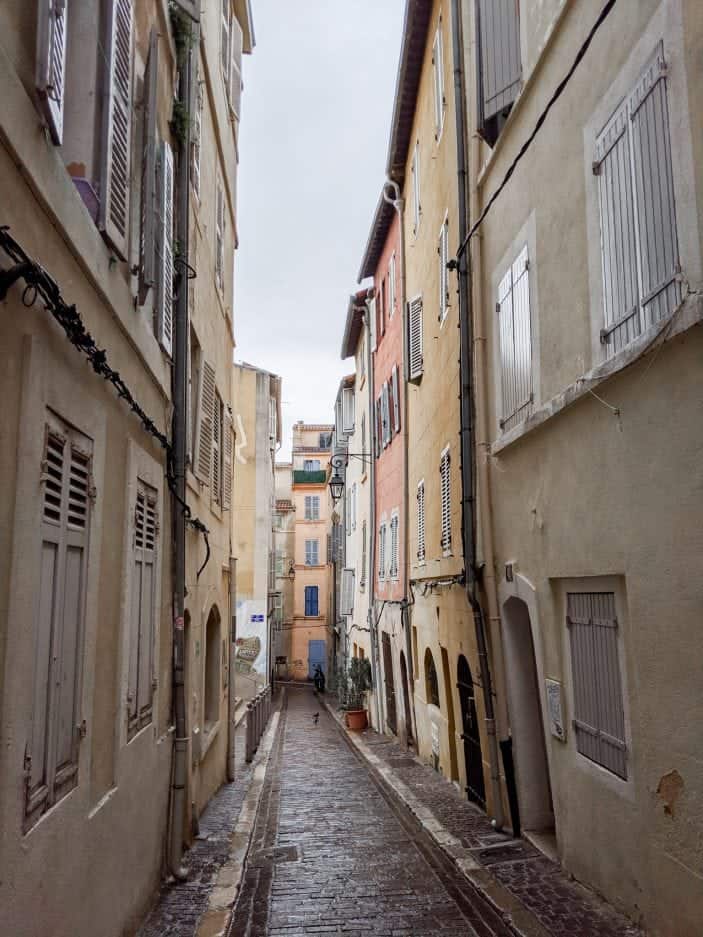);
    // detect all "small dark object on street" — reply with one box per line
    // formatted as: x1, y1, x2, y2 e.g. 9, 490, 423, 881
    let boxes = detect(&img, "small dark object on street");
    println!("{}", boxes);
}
313, 712, 319, 725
